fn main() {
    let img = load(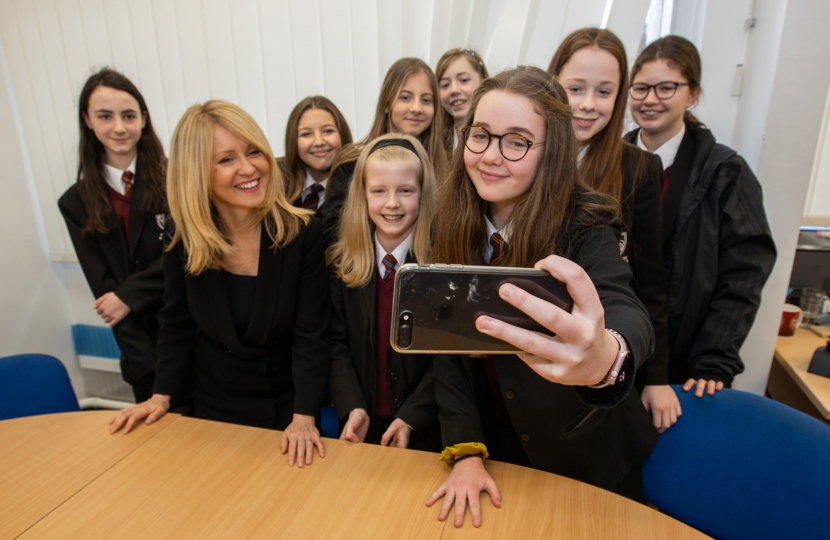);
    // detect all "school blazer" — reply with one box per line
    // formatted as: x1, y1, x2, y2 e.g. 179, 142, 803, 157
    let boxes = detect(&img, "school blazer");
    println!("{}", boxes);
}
328, 252, 439, 439
435, 223, 659, 492
618, 143, 670, 387
153, 218, 330, 429
320, 160, 357, 249
58, 176, 167, 384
